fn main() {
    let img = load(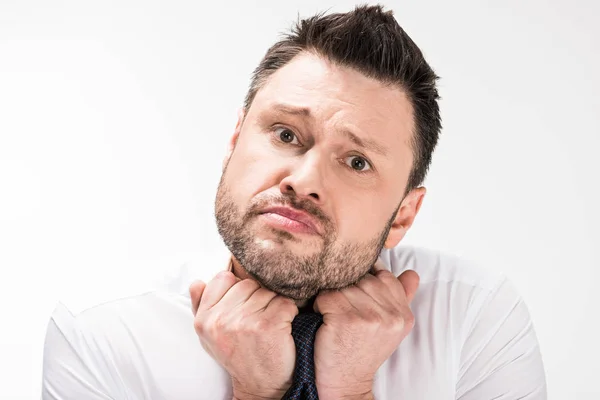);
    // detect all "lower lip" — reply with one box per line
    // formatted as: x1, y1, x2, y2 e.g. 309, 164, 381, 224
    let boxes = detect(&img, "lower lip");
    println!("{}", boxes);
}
259, 212, 319, 235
